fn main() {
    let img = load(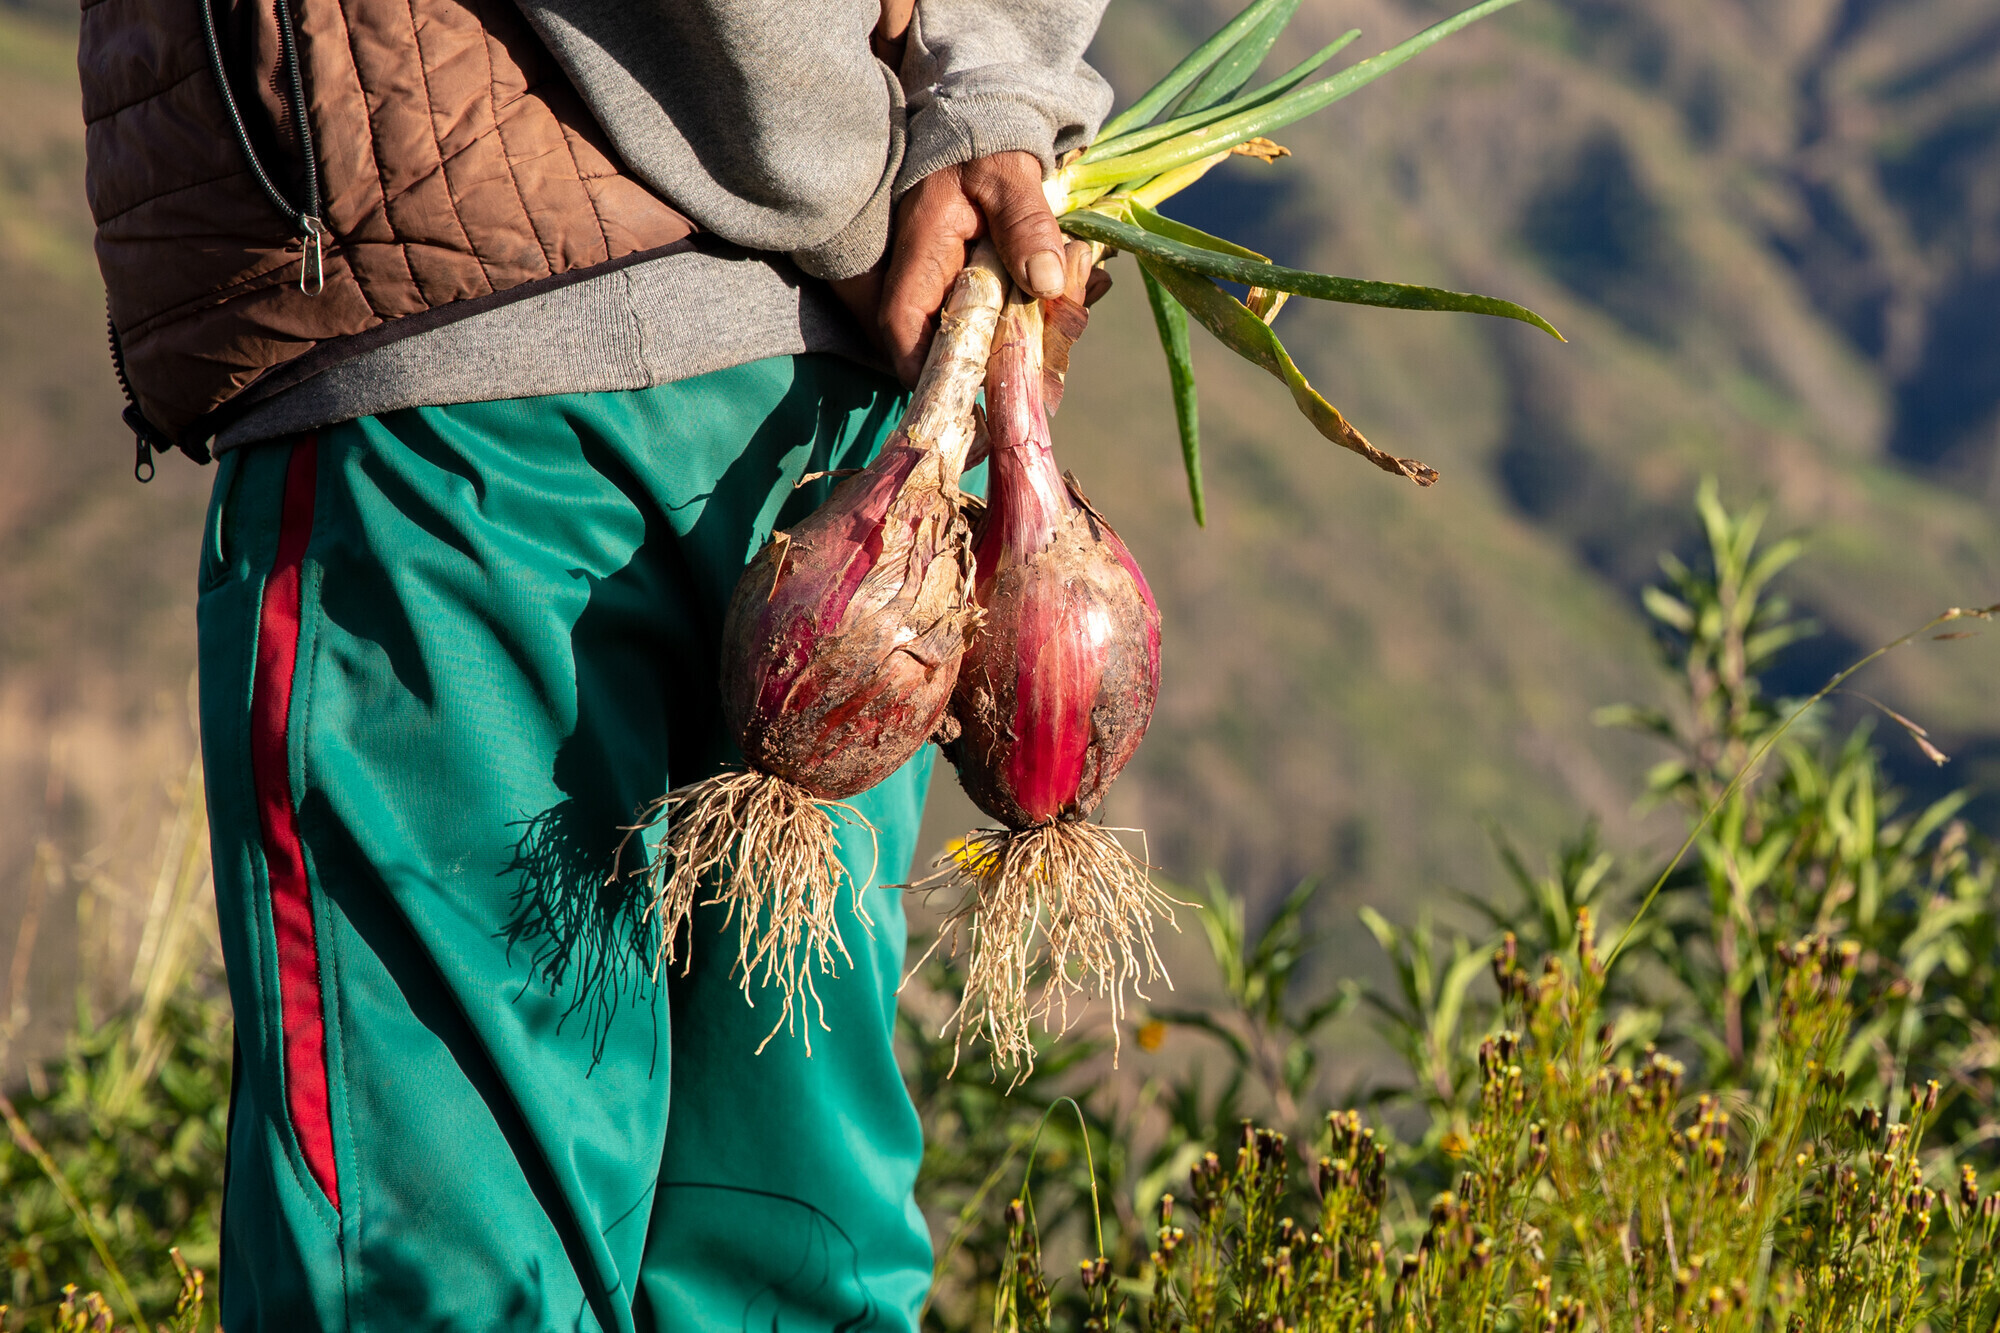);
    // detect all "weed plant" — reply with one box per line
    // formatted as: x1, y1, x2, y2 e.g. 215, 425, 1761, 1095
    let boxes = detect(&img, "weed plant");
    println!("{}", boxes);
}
989, 932, 2000, 1331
